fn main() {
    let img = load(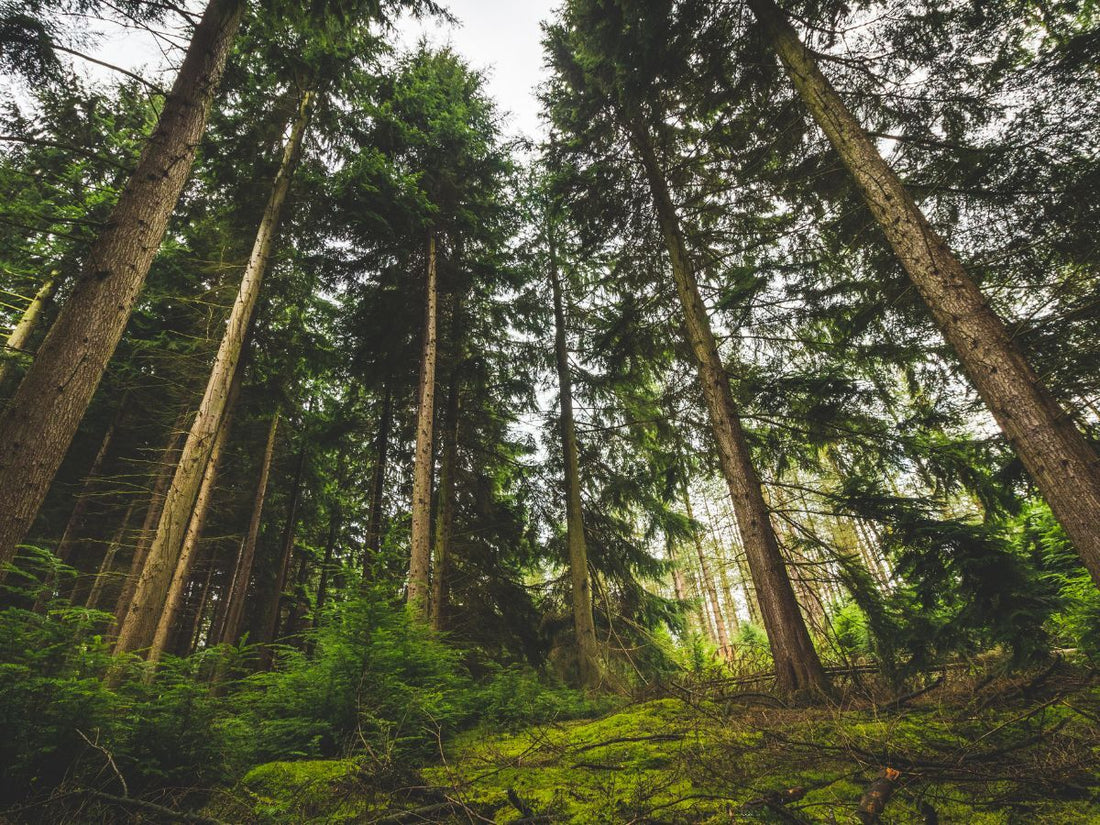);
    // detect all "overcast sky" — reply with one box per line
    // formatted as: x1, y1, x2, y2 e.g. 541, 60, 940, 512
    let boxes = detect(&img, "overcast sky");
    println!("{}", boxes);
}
82, 2, 558, 141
